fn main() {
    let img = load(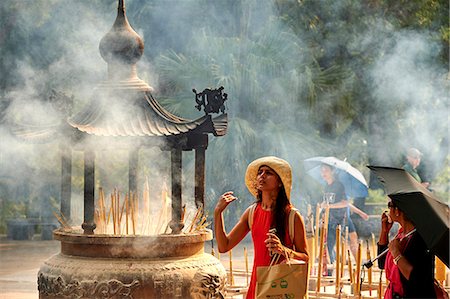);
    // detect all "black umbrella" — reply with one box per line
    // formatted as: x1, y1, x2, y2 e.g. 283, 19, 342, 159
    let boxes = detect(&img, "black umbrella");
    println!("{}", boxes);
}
368, 166, 450, 268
